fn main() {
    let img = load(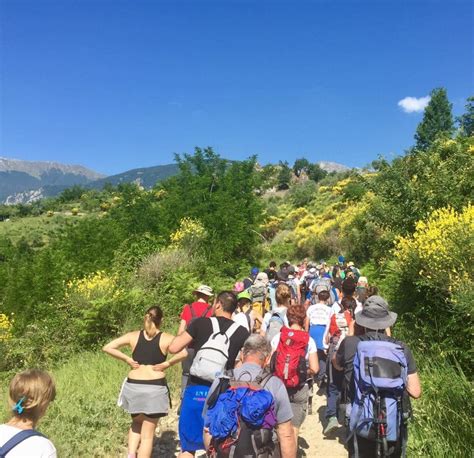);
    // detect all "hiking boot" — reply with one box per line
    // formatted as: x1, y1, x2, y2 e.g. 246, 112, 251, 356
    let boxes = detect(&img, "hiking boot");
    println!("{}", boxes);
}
323, 416, 339, 435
